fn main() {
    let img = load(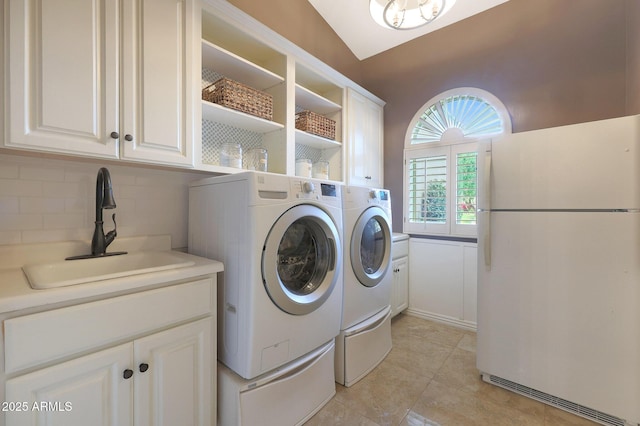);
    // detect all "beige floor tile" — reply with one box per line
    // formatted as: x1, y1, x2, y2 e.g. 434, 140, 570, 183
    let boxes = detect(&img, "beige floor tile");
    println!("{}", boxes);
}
304, 398, 379, 426
433, 347, 483, 394
472, 380, 547, 420
332, 356, 431, 425
308, 314, 602, 426
456, 332, 477, 353
392, 315, 466, 349
407, 380, 547, 426
385, 340, 453, 378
